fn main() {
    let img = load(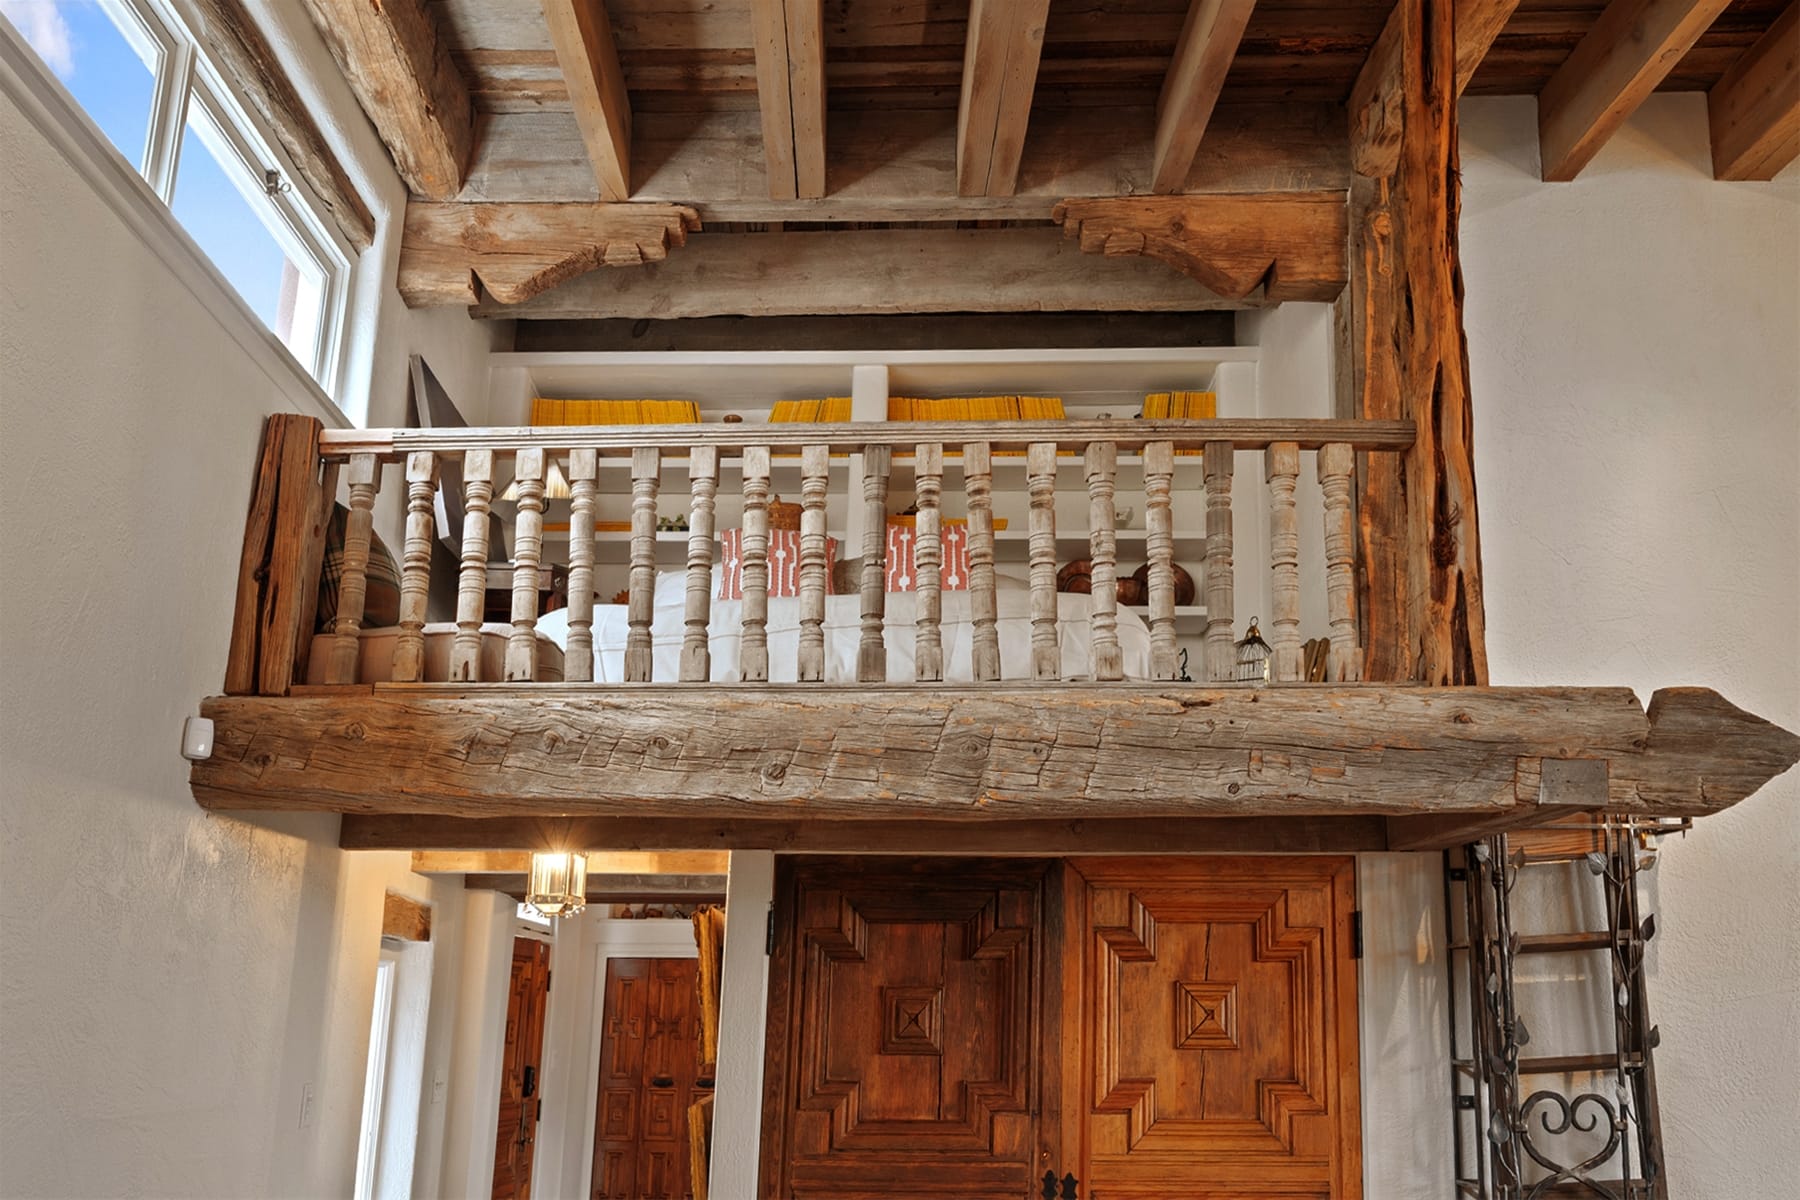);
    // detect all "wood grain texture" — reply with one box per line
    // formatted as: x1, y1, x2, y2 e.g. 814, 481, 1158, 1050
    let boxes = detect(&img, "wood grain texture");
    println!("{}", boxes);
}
1143, 441, 1179, 680
957, 0, 1052, 196
1052, 192, 1349, 303
680, 446, 719, 682
1264, 442, 1303, 682
1455, 0, 1526, 93
254, 416, 324, 697
802, 443, 834, 682
1026, 442, 1061, 680
964, 441, 1002, 682
565, 448, 598, 682
913, 443, 946, 682
225, 417, 288, 695
626, 446, 660, 683
1708, 1, 1800, 179
381, 890, 432, 941
1084, 442, 1124, 682
327, 453, 381, 685
297, 0, 475, 199
750, 0, 827, 198
502, 449, 543, 683
738, 445, 772, 682
541, 0, 632, 199
451, 449, 495, 682
1200, 441, 1235, 682
1152, 0, 1258, 193
1318, 442, 1362, 683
